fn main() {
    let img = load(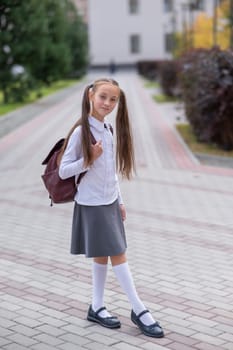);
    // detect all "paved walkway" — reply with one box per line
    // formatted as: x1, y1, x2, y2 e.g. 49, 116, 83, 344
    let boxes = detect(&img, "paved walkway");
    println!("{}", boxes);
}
1, 71, 233, 350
